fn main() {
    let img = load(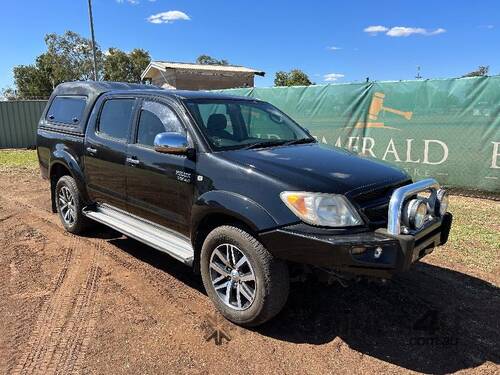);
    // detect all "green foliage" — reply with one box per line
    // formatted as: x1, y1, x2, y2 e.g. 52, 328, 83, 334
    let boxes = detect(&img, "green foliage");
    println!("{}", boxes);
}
7, 31, 150, 99
462, 66, 489, 78
129, 49, 151, 82
196, 54, 229, 66
274, 69, 312, 86
9, 31, 103, 99
44, 31, 102, 82
12, 64, 53, 99
103, 48, 150, 82
1, 87, 17, 100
